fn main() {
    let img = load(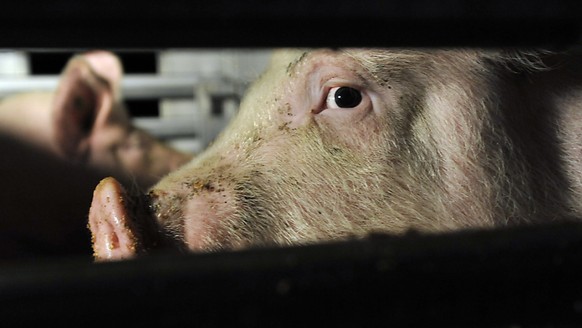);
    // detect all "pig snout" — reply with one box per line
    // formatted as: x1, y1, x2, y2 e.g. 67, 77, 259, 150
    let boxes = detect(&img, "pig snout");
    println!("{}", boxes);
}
89, 172, 246, 258
88, 177, 181, 260
89, 178, 140, 261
